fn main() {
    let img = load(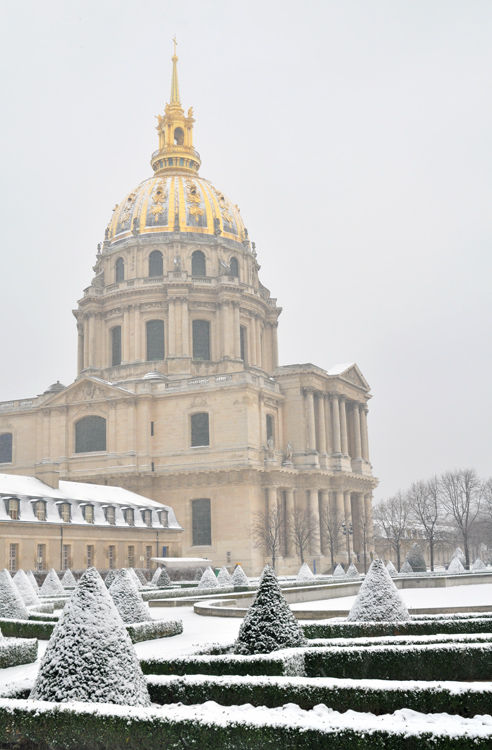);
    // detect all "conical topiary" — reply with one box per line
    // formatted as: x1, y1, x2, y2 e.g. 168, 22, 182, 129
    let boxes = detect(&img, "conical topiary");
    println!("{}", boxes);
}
406, 543, 427, 572
150, 567, 162, 586
234, 566, 305, 655
333, 563, 345, 577
109, 569, 152, 623
345, 562, 359, 578
13, 570, 40, 607
61, 569, 77, 589
155, 567, 171, 588
135, 569, 148, 587
40, 569, 65, 597
472, 558, 487, 572
30, 568, 150, 705
451, 547, 466, 565
400, 560, 414, 574
0, 570, 29, 619
27, 570, 40, 592
448, 556, 465, 574
231, 564, 249, 586
347, 559, 410, 622
296, 563, 315, 582
197, 566, 218, 589
217, 566, 232, 587
105, 569, 117, 588
128, 568, 142, 590
386, 560, 398, 577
